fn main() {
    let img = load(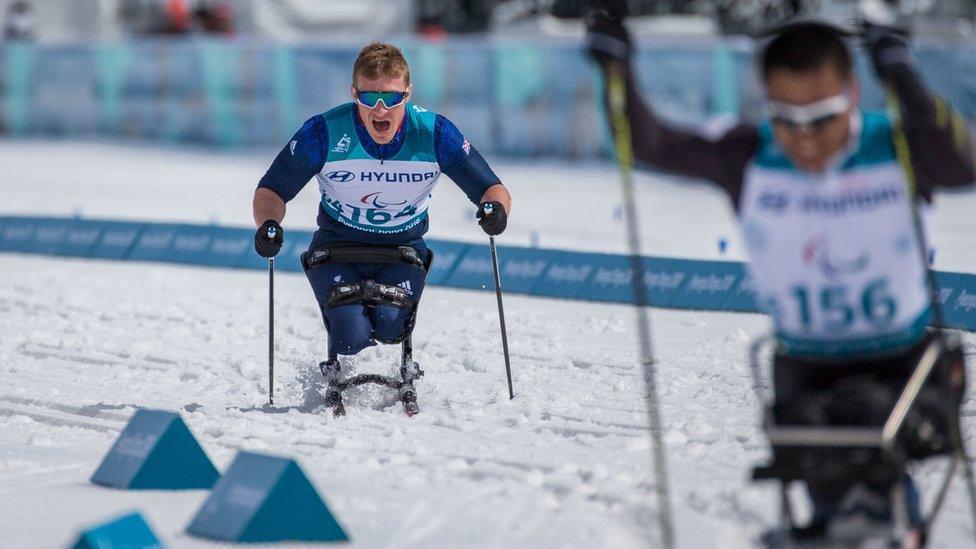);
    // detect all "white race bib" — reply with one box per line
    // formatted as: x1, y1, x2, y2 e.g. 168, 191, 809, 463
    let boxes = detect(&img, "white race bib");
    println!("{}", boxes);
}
316, 158, 440, 234
740, 162, 929, 353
